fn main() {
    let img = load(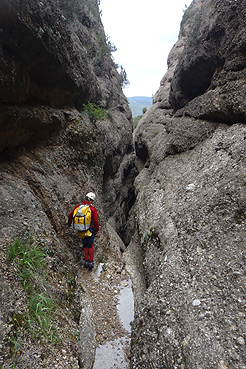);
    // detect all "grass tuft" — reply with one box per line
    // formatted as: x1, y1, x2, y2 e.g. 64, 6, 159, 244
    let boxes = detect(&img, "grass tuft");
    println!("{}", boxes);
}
6, 233, 59, 362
